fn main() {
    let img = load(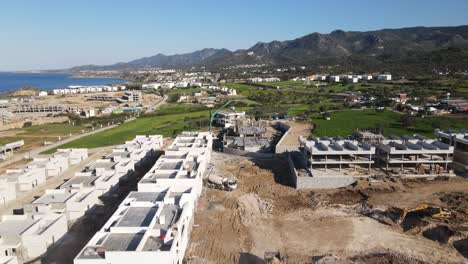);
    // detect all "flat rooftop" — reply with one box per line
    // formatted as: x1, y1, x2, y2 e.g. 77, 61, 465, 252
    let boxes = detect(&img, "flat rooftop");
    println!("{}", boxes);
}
102, 233, 144, 251
61, 176, 98, 188
116, 207, 158, 227
33, 191, 75, 204
0, 218, 38, 236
